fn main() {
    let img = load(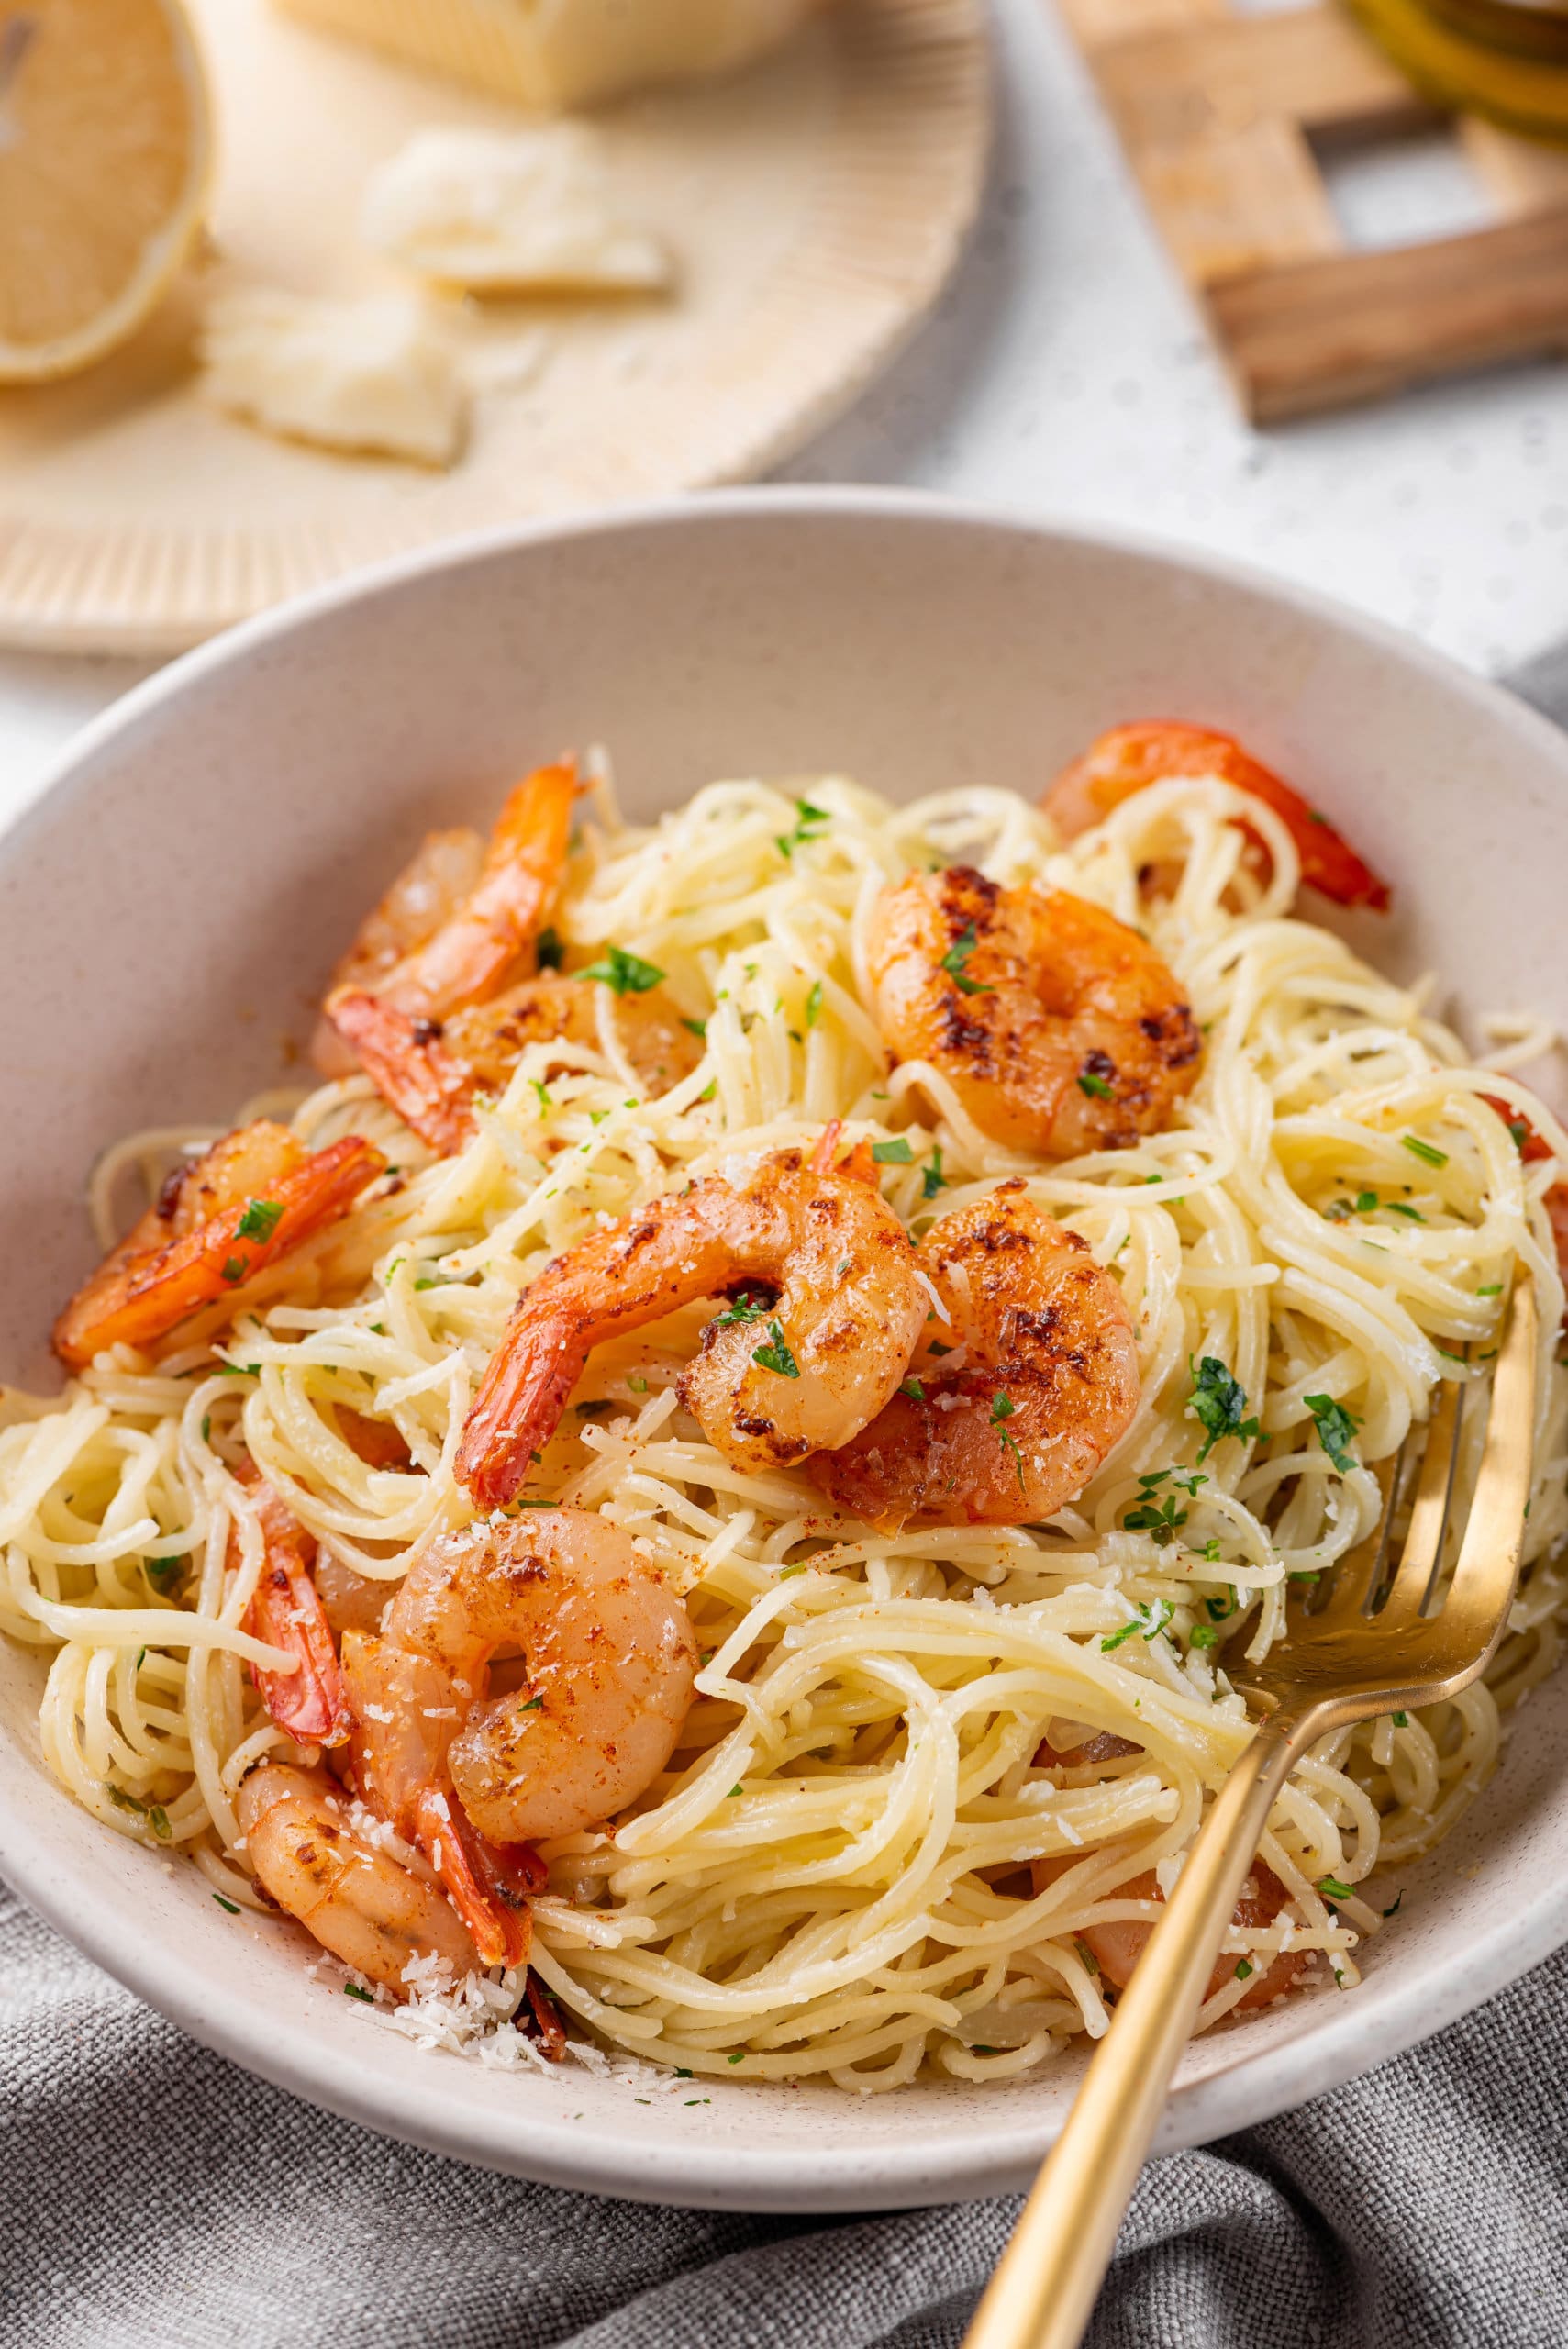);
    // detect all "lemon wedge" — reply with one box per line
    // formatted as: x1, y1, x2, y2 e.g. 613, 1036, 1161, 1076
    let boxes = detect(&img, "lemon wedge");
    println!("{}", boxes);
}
0, 0, 213, 384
